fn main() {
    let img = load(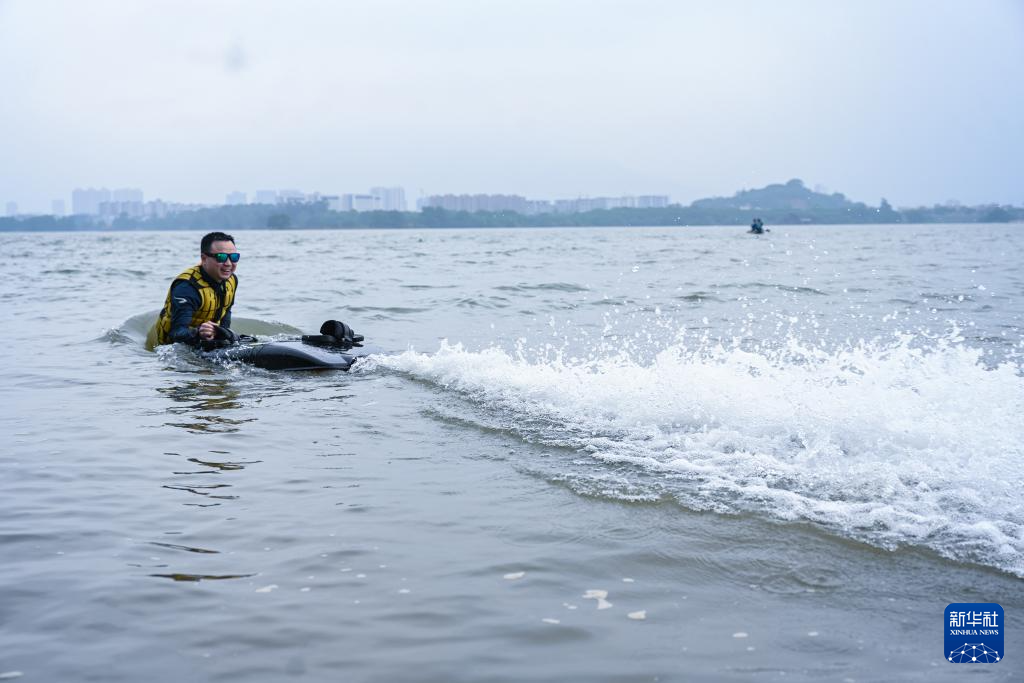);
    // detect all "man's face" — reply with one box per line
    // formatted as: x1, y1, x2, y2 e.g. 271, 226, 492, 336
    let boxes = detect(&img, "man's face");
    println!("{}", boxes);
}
200, 240, 238, 283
